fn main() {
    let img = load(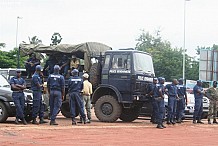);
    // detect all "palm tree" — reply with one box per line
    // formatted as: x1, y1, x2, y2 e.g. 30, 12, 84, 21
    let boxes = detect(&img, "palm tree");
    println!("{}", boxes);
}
28, 36, 42, 44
